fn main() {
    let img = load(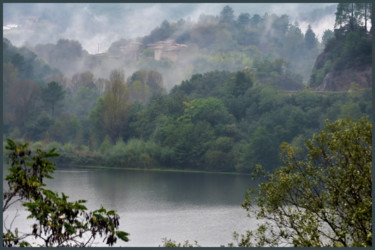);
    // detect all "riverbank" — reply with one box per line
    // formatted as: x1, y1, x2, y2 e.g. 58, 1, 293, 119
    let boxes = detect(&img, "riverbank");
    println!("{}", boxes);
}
57, 164, 252, 176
